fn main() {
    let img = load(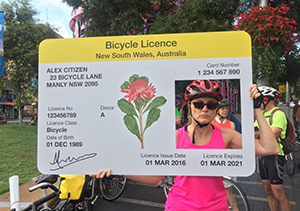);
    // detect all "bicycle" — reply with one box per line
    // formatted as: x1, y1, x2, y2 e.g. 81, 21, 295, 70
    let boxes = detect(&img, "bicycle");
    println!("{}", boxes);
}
22, 174, 127, 211
99, 175, 127, 201
162, 175, 250, 211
